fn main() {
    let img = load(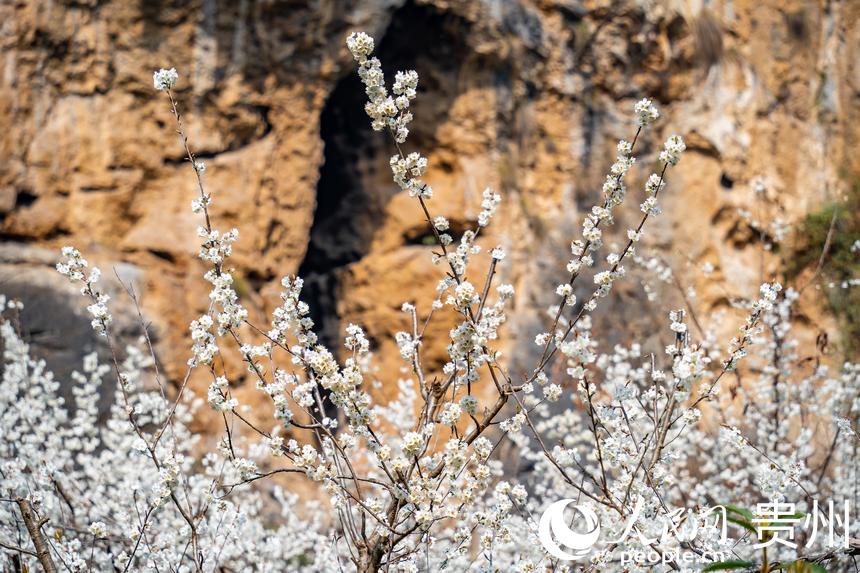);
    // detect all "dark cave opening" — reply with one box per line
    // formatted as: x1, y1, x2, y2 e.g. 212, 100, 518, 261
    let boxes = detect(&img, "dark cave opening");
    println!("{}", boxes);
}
296, 67, 381, 355
297, 2, 475, 356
